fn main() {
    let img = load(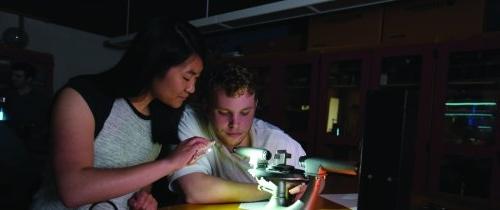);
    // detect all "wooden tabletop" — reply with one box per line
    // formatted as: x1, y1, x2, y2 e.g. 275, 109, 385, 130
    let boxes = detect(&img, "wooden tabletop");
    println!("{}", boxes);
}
159, 196, 350, 210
